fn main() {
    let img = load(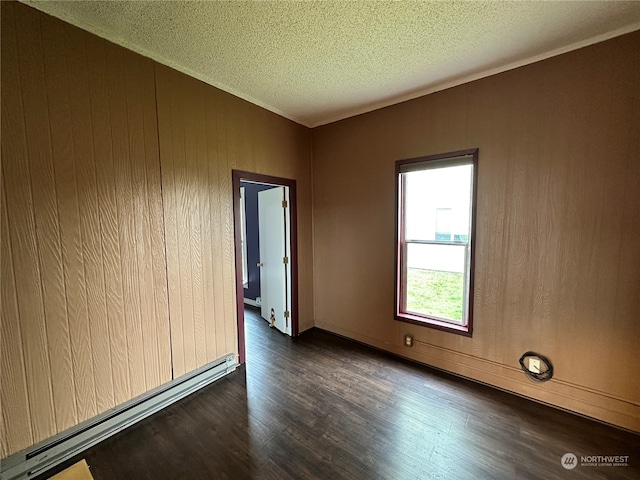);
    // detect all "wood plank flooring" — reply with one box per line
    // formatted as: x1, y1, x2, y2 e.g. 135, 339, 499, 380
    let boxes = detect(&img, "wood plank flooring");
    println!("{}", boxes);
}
41, 307, 639, 479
